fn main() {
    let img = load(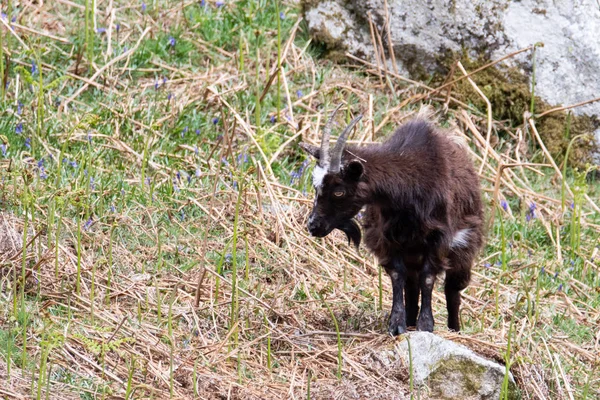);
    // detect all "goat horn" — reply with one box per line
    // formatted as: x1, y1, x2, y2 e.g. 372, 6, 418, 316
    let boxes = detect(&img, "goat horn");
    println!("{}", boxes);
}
330, 114, 363, 172
320, 103, 343, 168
